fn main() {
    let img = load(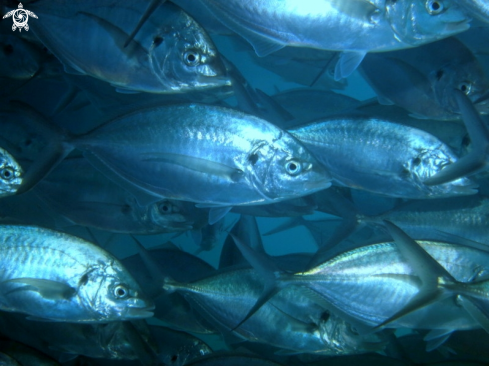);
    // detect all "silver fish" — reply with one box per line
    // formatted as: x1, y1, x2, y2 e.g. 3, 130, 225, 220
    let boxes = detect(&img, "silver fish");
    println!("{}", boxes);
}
289, 116, 477, 199
26, 0, 230, 93
34, 158, 198, 234
22, 103, 331, 224
185, 0, 470, 78
0, 225, 153, 322
164, 267, 385, 355
291, 236, 489, 332
0, 147, 23, 198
